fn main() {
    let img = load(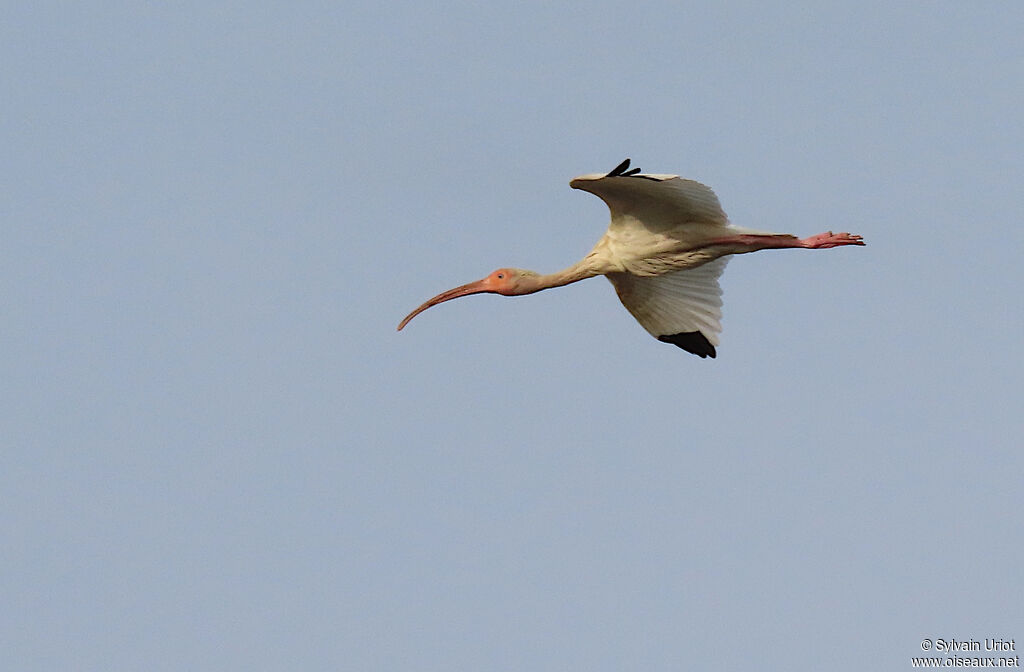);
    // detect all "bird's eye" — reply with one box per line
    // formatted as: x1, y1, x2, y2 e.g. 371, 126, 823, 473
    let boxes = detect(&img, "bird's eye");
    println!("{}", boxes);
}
496, 273, 504, 279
